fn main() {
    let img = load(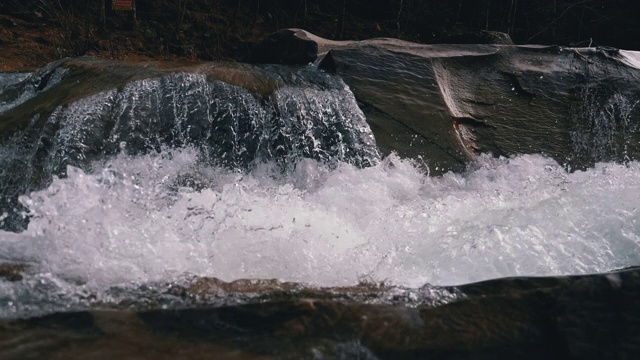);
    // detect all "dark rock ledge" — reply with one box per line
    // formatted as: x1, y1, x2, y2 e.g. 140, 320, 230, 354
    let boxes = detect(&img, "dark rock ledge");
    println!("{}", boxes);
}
253, 30, 640, 173
1, 266, 639, 359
